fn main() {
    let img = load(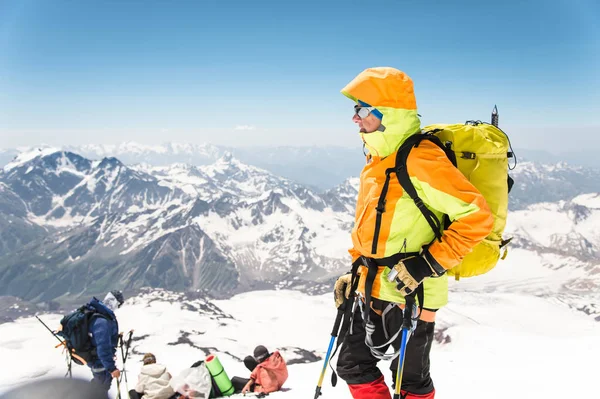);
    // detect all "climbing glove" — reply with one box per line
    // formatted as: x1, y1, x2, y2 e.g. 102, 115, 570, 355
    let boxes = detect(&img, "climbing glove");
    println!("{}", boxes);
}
388, 249, 446, 296
333, 273, 353, 309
